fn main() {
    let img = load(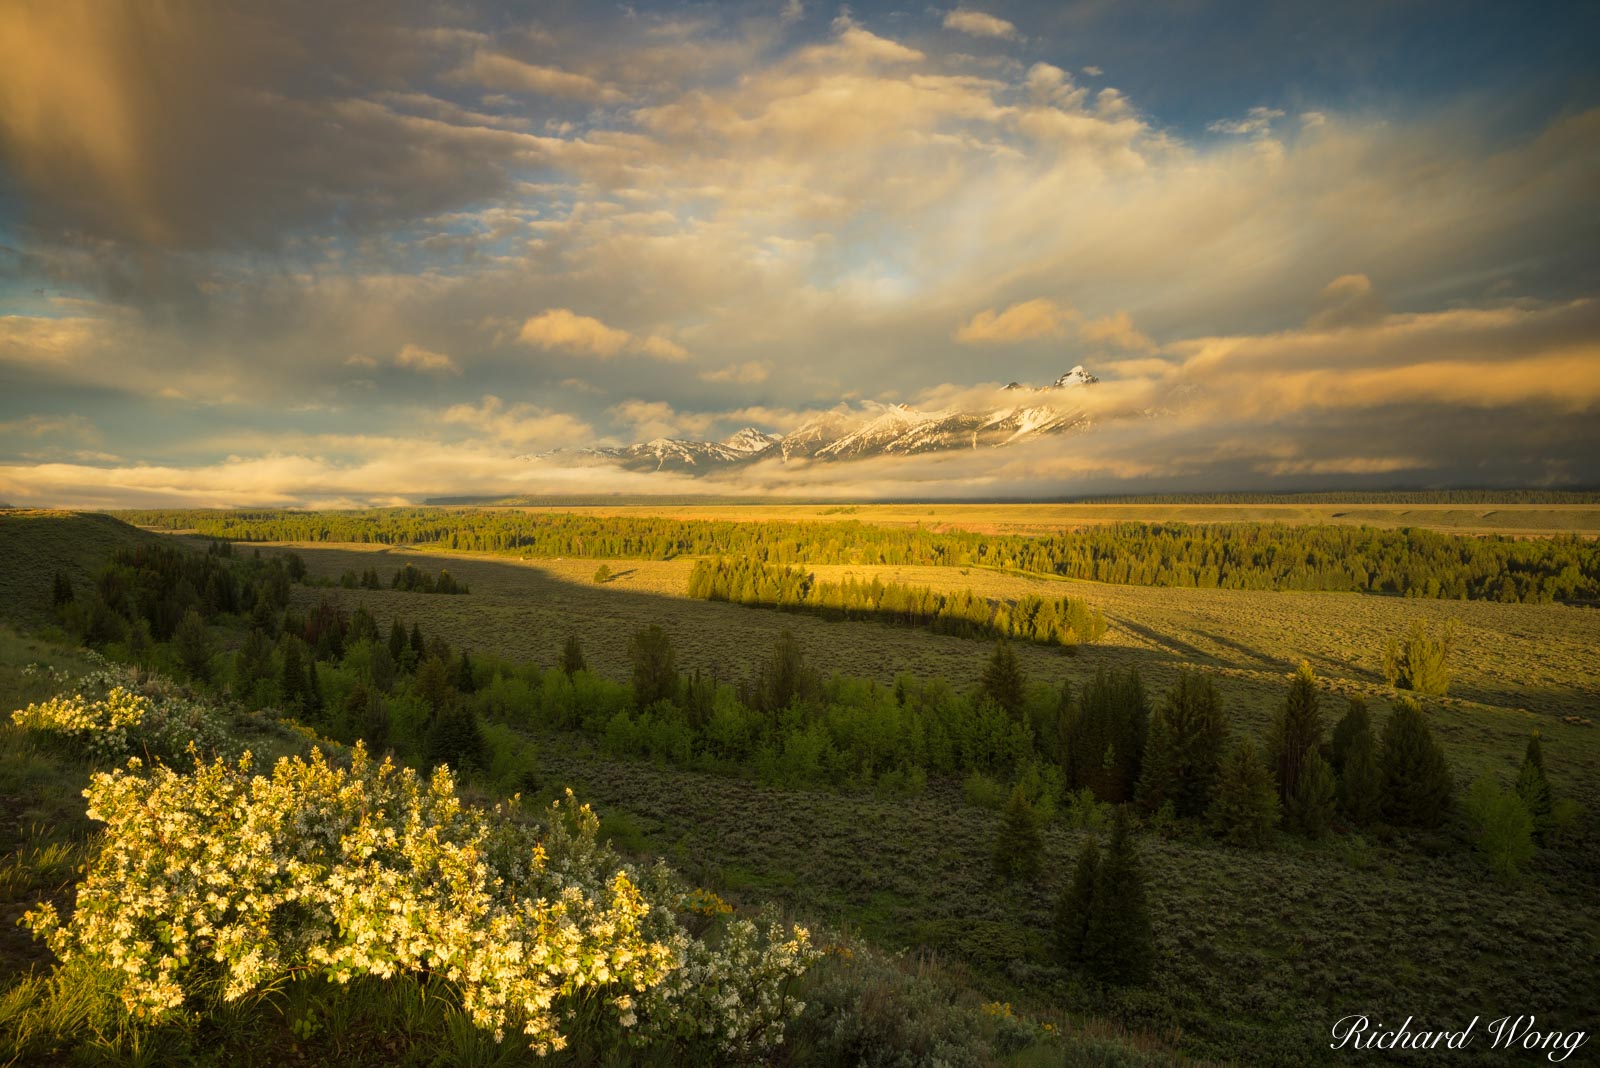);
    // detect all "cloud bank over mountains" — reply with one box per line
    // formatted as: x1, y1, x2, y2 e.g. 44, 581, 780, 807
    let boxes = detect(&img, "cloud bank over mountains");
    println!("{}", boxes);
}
0, 1, 1596, 507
